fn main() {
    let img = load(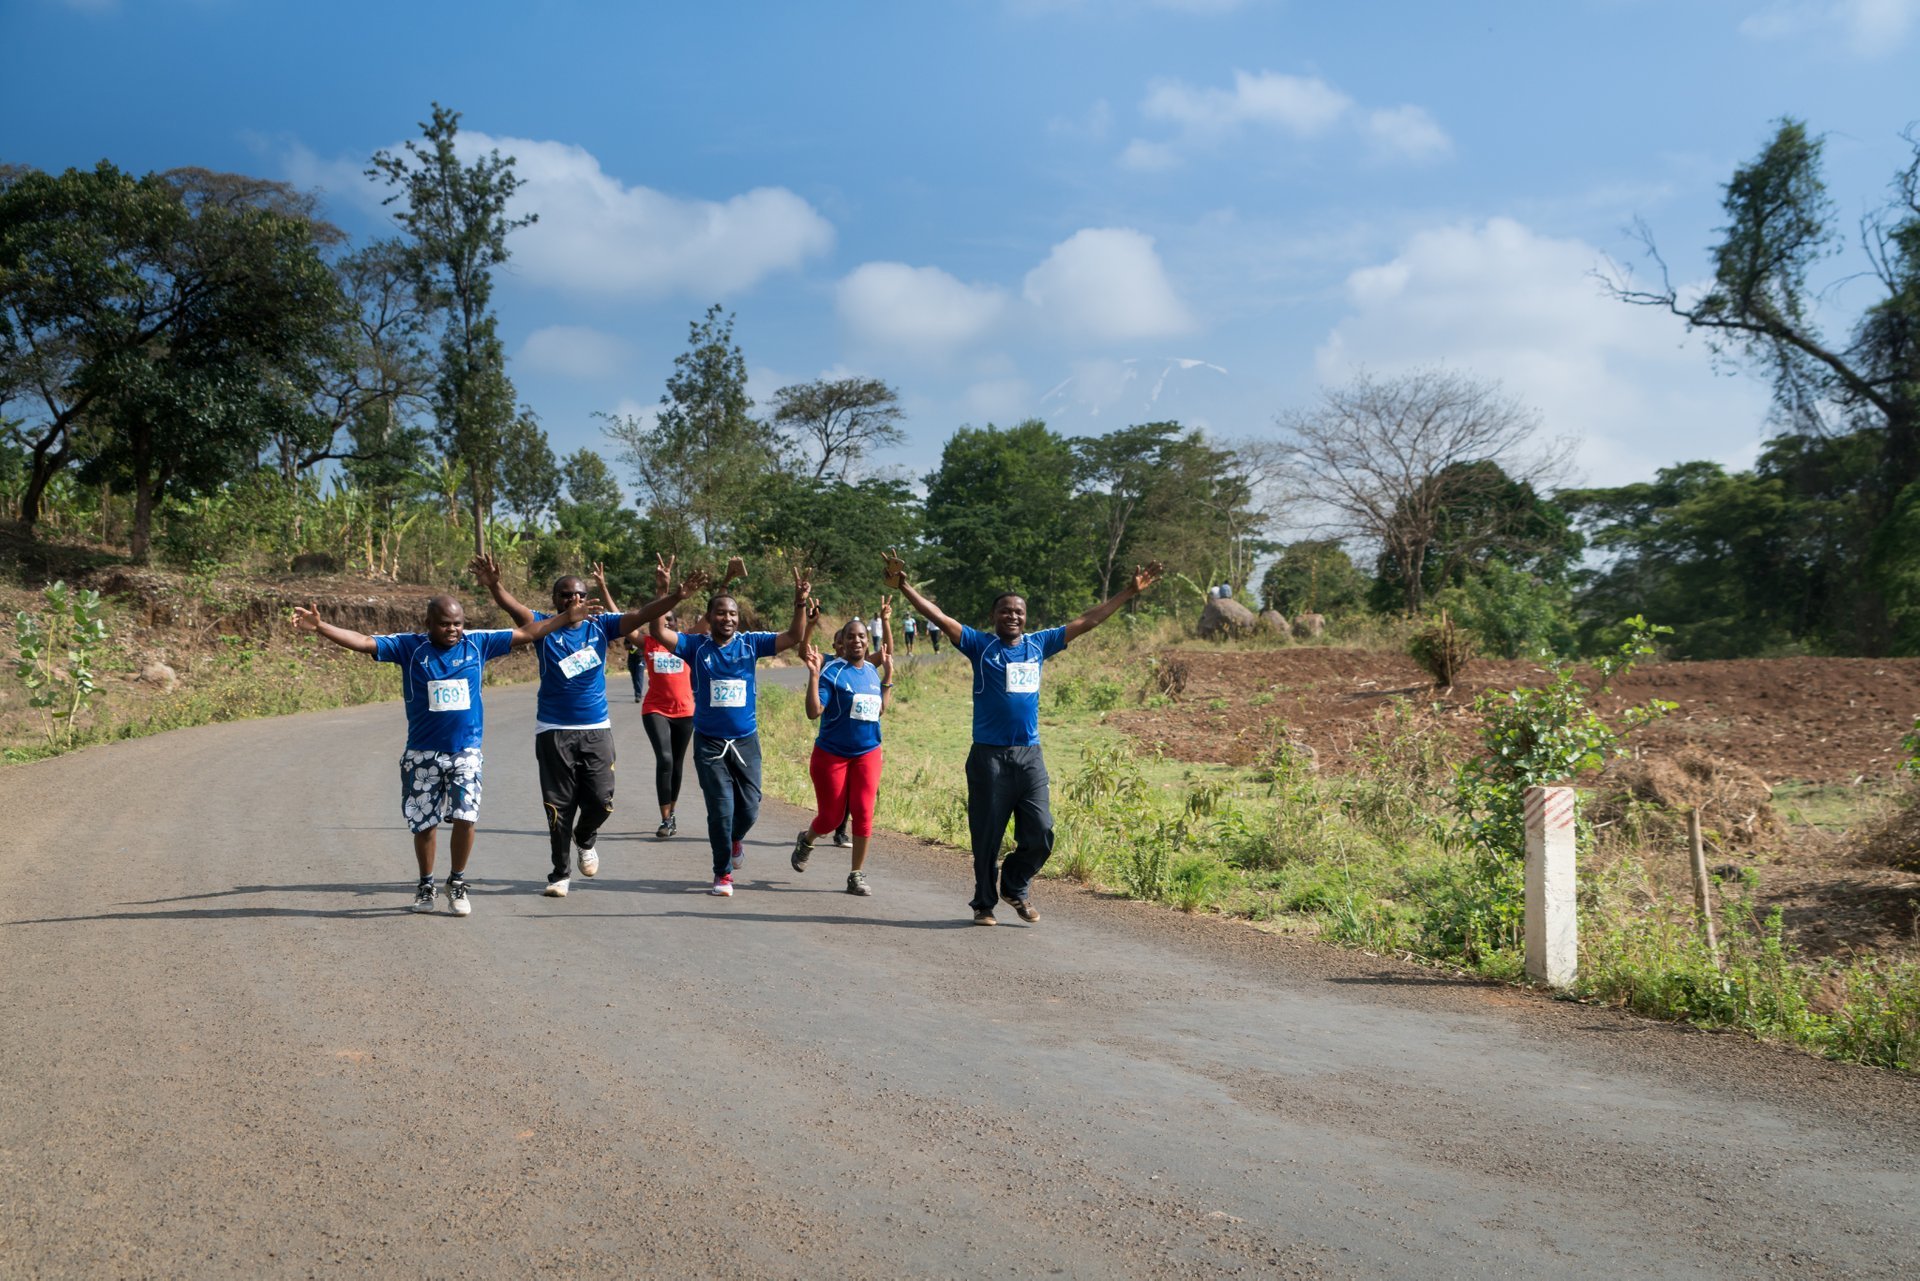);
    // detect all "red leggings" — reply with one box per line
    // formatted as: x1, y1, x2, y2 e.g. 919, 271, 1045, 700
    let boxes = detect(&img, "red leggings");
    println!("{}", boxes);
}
808, 745, 883, 838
